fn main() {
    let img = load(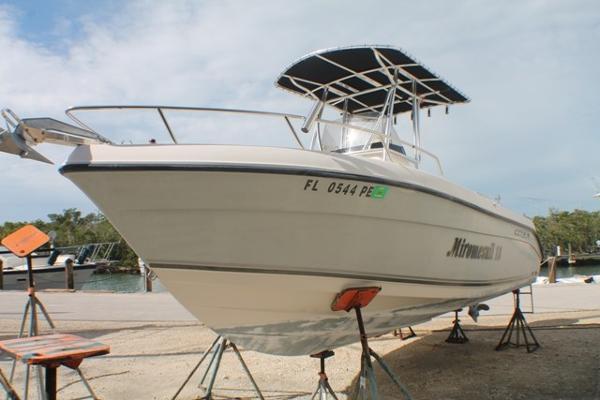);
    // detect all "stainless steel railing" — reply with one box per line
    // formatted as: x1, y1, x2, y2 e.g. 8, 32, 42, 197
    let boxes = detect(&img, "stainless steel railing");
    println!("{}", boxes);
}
66, 105, 306, 148
65, 105, 443, 175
